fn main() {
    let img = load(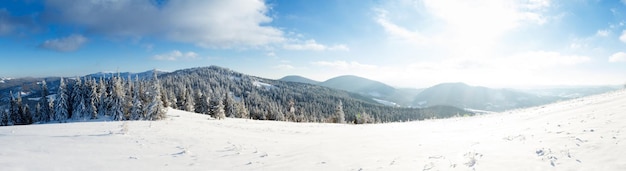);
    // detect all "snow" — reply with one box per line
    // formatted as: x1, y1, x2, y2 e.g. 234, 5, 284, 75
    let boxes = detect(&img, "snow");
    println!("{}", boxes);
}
1, 90, 626, 170
0, 77, 11, 83
252, 80, 274, 90
373, 98, 399, 107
